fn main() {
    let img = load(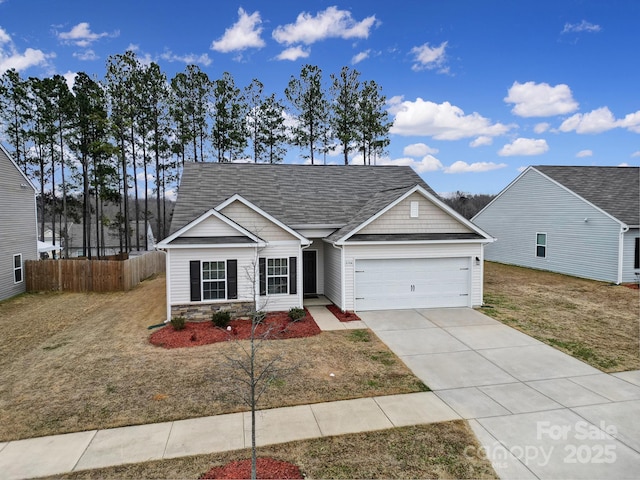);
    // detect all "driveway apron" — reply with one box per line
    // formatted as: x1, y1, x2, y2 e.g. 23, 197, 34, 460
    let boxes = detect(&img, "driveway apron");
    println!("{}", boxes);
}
360, 308, 640, 479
